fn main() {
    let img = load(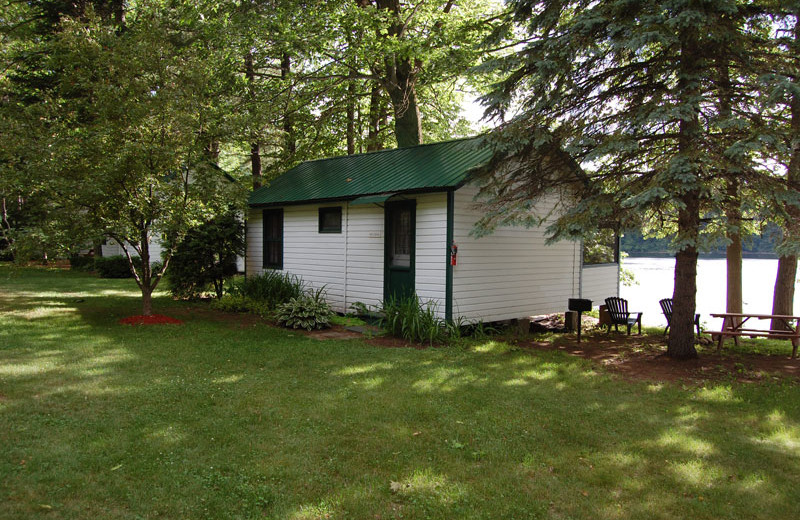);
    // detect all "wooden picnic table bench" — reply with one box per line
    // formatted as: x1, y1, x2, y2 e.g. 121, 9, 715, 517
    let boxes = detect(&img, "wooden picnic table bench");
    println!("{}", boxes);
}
706, 312, 800, 358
